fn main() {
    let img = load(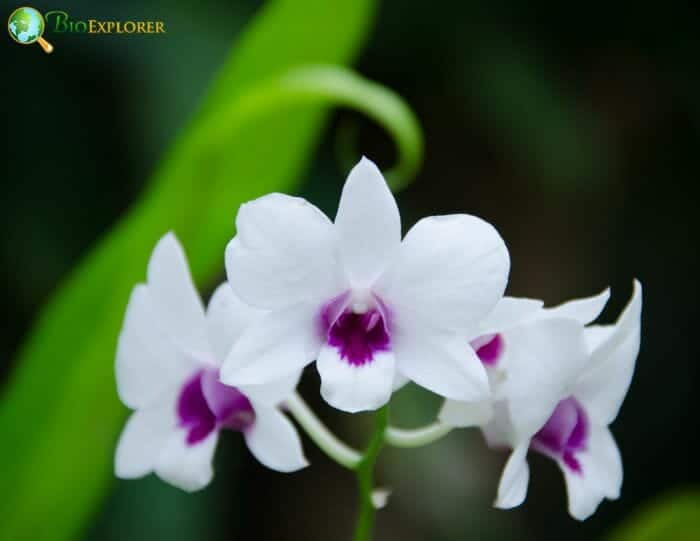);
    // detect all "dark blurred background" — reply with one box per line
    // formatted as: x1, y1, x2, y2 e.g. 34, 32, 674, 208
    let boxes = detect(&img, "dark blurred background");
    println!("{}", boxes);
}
3, 0, 698, 539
